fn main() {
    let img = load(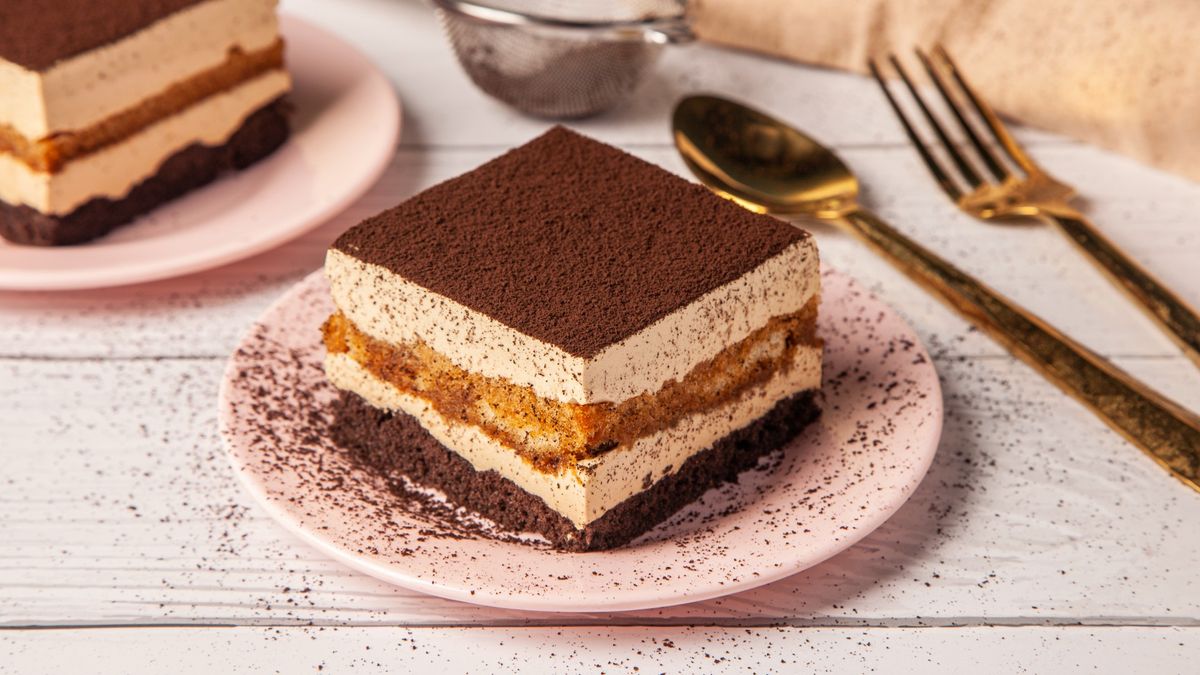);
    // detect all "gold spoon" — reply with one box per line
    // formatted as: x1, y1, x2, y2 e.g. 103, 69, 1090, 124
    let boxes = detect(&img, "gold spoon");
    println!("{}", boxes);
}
673, 94, 1200, 492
